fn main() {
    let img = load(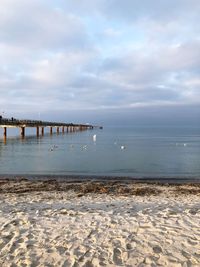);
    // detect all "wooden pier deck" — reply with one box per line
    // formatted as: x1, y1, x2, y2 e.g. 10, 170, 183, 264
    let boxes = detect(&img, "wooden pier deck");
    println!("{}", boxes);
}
0, 117, 100, 138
